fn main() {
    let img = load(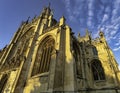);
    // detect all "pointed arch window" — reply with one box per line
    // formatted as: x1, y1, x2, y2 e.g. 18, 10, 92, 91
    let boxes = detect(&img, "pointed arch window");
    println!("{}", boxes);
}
32, 36, 55, 76
73, 41, 82, 78
91, 60, 105, 81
